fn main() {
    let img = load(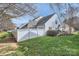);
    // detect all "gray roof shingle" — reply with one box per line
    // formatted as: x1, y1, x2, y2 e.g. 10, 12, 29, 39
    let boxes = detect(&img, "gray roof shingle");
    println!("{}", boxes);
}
35, 13, 55, 26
